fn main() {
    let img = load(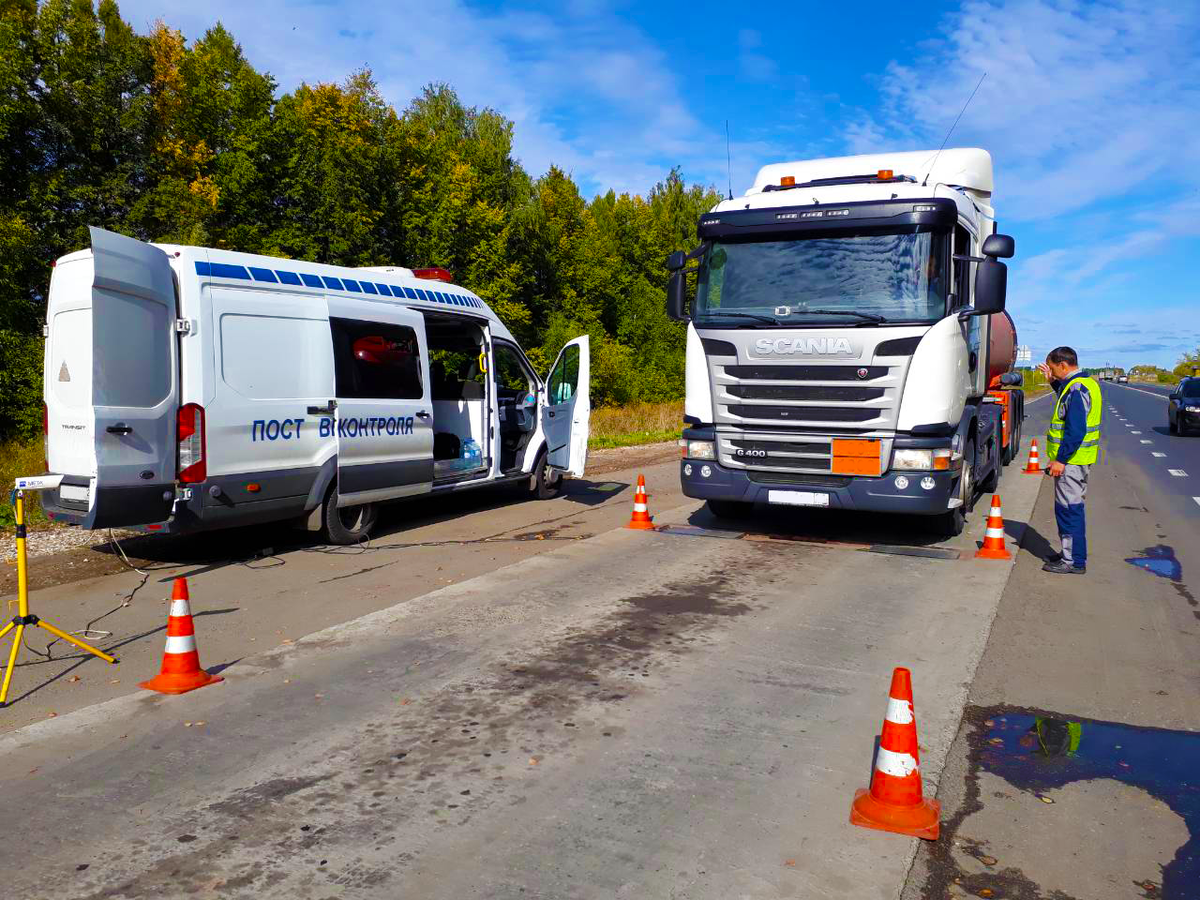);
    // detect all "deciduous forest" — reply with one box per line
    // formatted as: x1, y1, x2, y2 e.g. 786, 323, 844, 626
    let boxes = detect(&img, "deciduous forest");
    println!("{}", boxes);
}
0, 0, 718, 440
